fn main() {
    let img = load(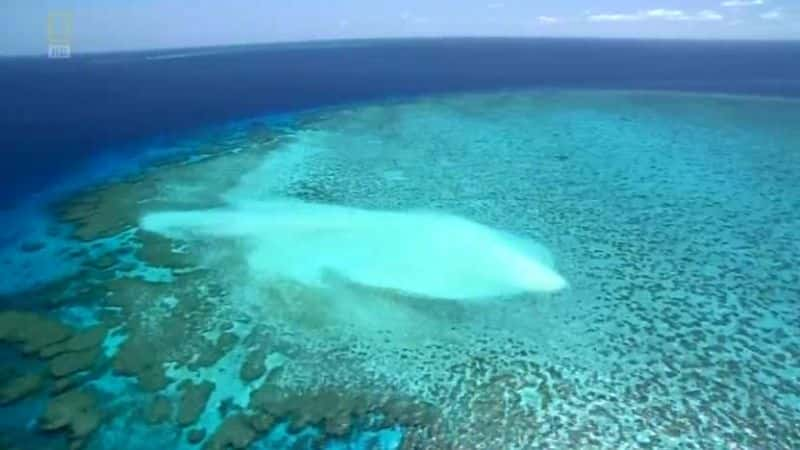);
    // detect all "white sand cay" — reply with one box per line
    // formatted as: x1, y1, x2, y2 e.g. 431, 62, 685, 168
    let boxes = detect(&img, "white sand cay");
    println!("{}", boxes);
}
140, 199, 567, 300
